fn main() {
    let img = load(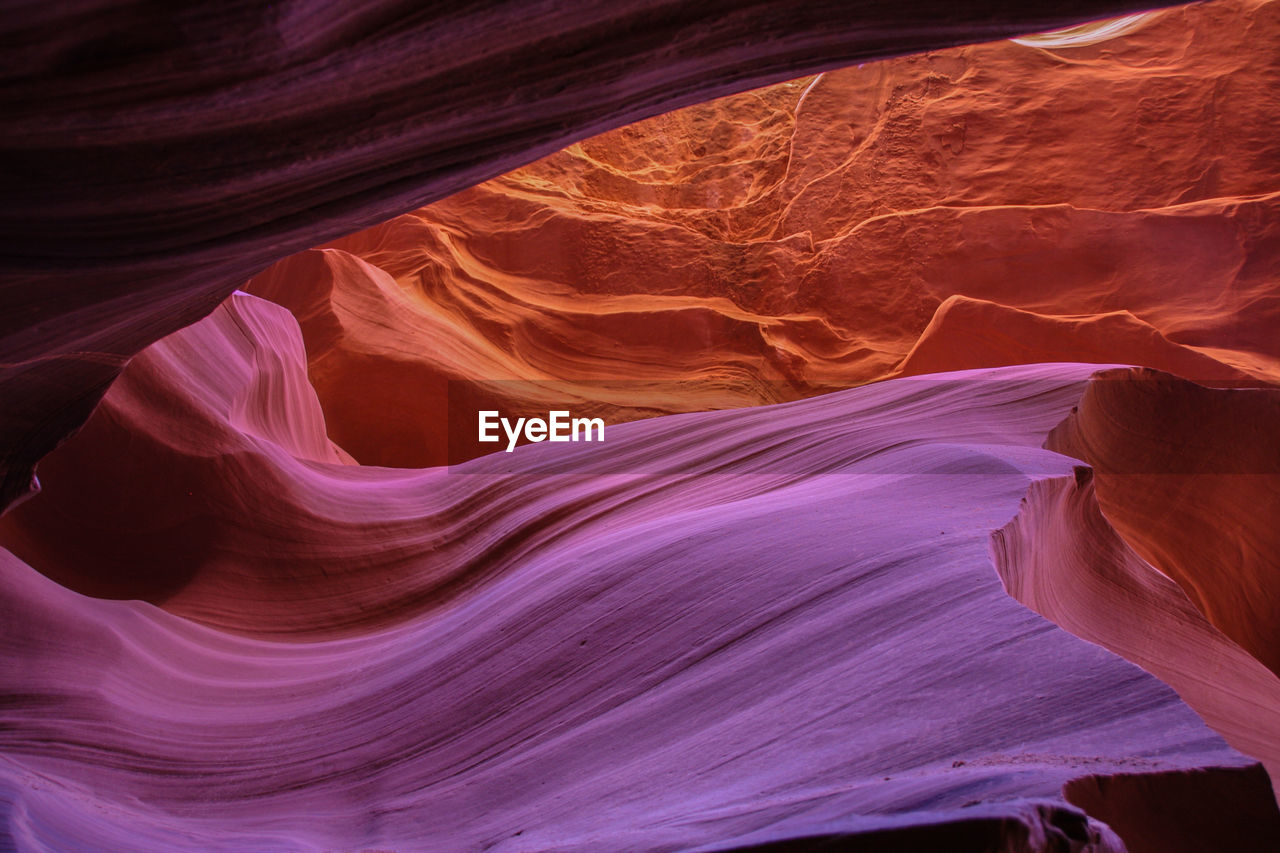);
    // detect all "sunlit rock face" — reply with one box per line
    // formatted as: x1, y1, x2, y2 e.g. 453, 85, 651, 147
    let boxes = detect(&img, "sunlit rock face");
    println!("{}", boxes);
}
247, 0, 1280, 467
0, 0, 1170, 513
4, 1, 1280, 851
